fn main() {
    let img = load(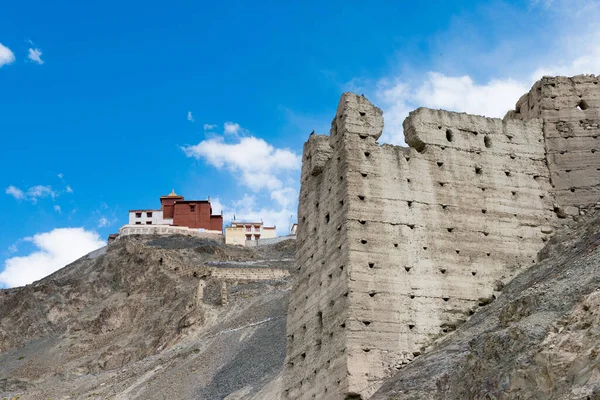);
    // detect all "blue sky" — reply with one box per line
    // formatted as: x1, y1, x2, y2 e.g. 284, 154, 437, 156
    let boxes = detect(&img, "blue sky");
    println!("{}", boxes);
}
1, 0, 599, 287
